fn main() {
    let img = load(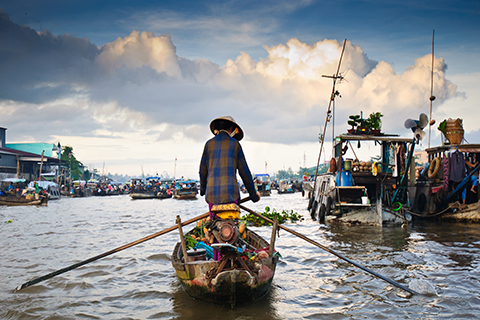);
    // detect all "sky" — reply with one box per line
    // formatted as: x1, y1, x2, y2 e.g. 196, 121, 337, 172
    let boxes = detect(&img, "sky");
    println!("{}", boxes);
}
0, 0, 479, 179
